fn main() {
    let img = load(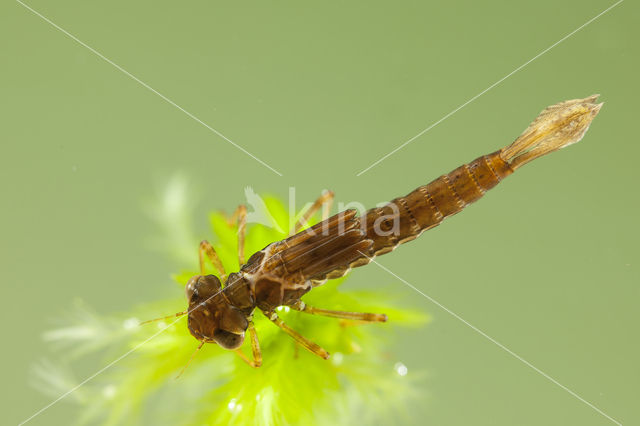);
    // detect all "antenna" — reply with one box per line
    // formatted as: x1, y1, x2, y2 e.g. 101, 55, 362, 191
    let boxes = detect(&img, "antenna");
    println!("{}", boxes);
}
139, 310, 188, 326
175, 341, 206, 379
